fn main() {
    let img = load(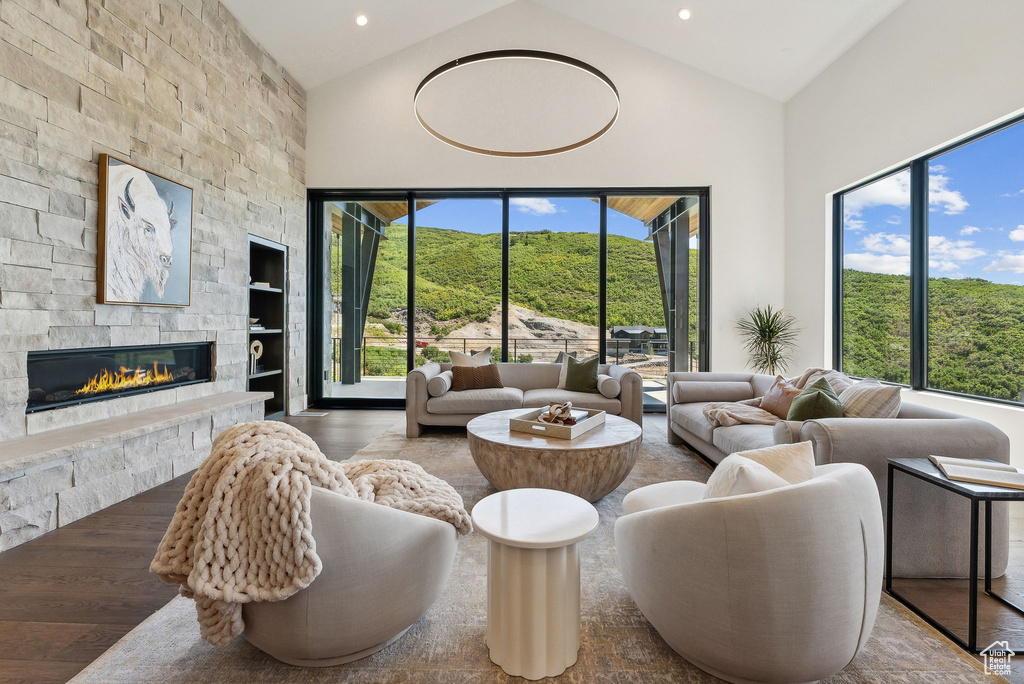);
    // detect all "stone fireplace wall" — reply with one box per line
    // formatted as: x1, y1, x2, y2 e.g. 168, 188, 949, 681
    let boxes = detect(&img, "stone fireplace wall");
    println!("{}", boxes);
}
0, 0, 307, 440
